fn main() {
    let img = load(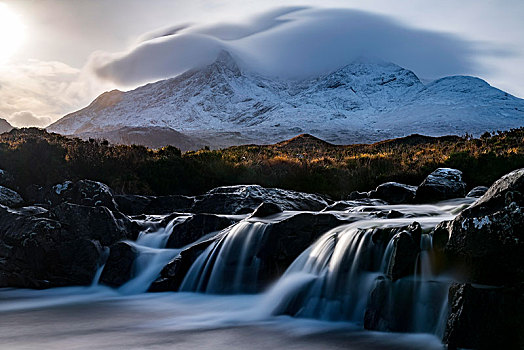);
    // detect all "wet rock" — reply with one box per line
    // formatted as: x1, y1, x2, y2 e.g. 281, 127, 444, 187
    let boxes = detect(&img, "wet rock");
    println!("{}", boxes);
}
0, 205, 105, 288
0, 169, 16, 189
114, 194, 194, 215
165, 214, 236, 249
16, 206, 48, 217
386, 210, 403, 219
26, 180, 119, 211
466, 186, 489, 198
386, 231, 420, 281
99, 242, 138, 287
251, 202, 282, 218
348, 191, 369, 200
443, 283, 524, 349
371, 182, 417, 204
154, 239, 216, 292
443, 168, 524, 285
415, 168, 466, 202
50, 203, 137, 245
364, 276, 391, 331
191, 185, 329, 214
0, 186, 23, 207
